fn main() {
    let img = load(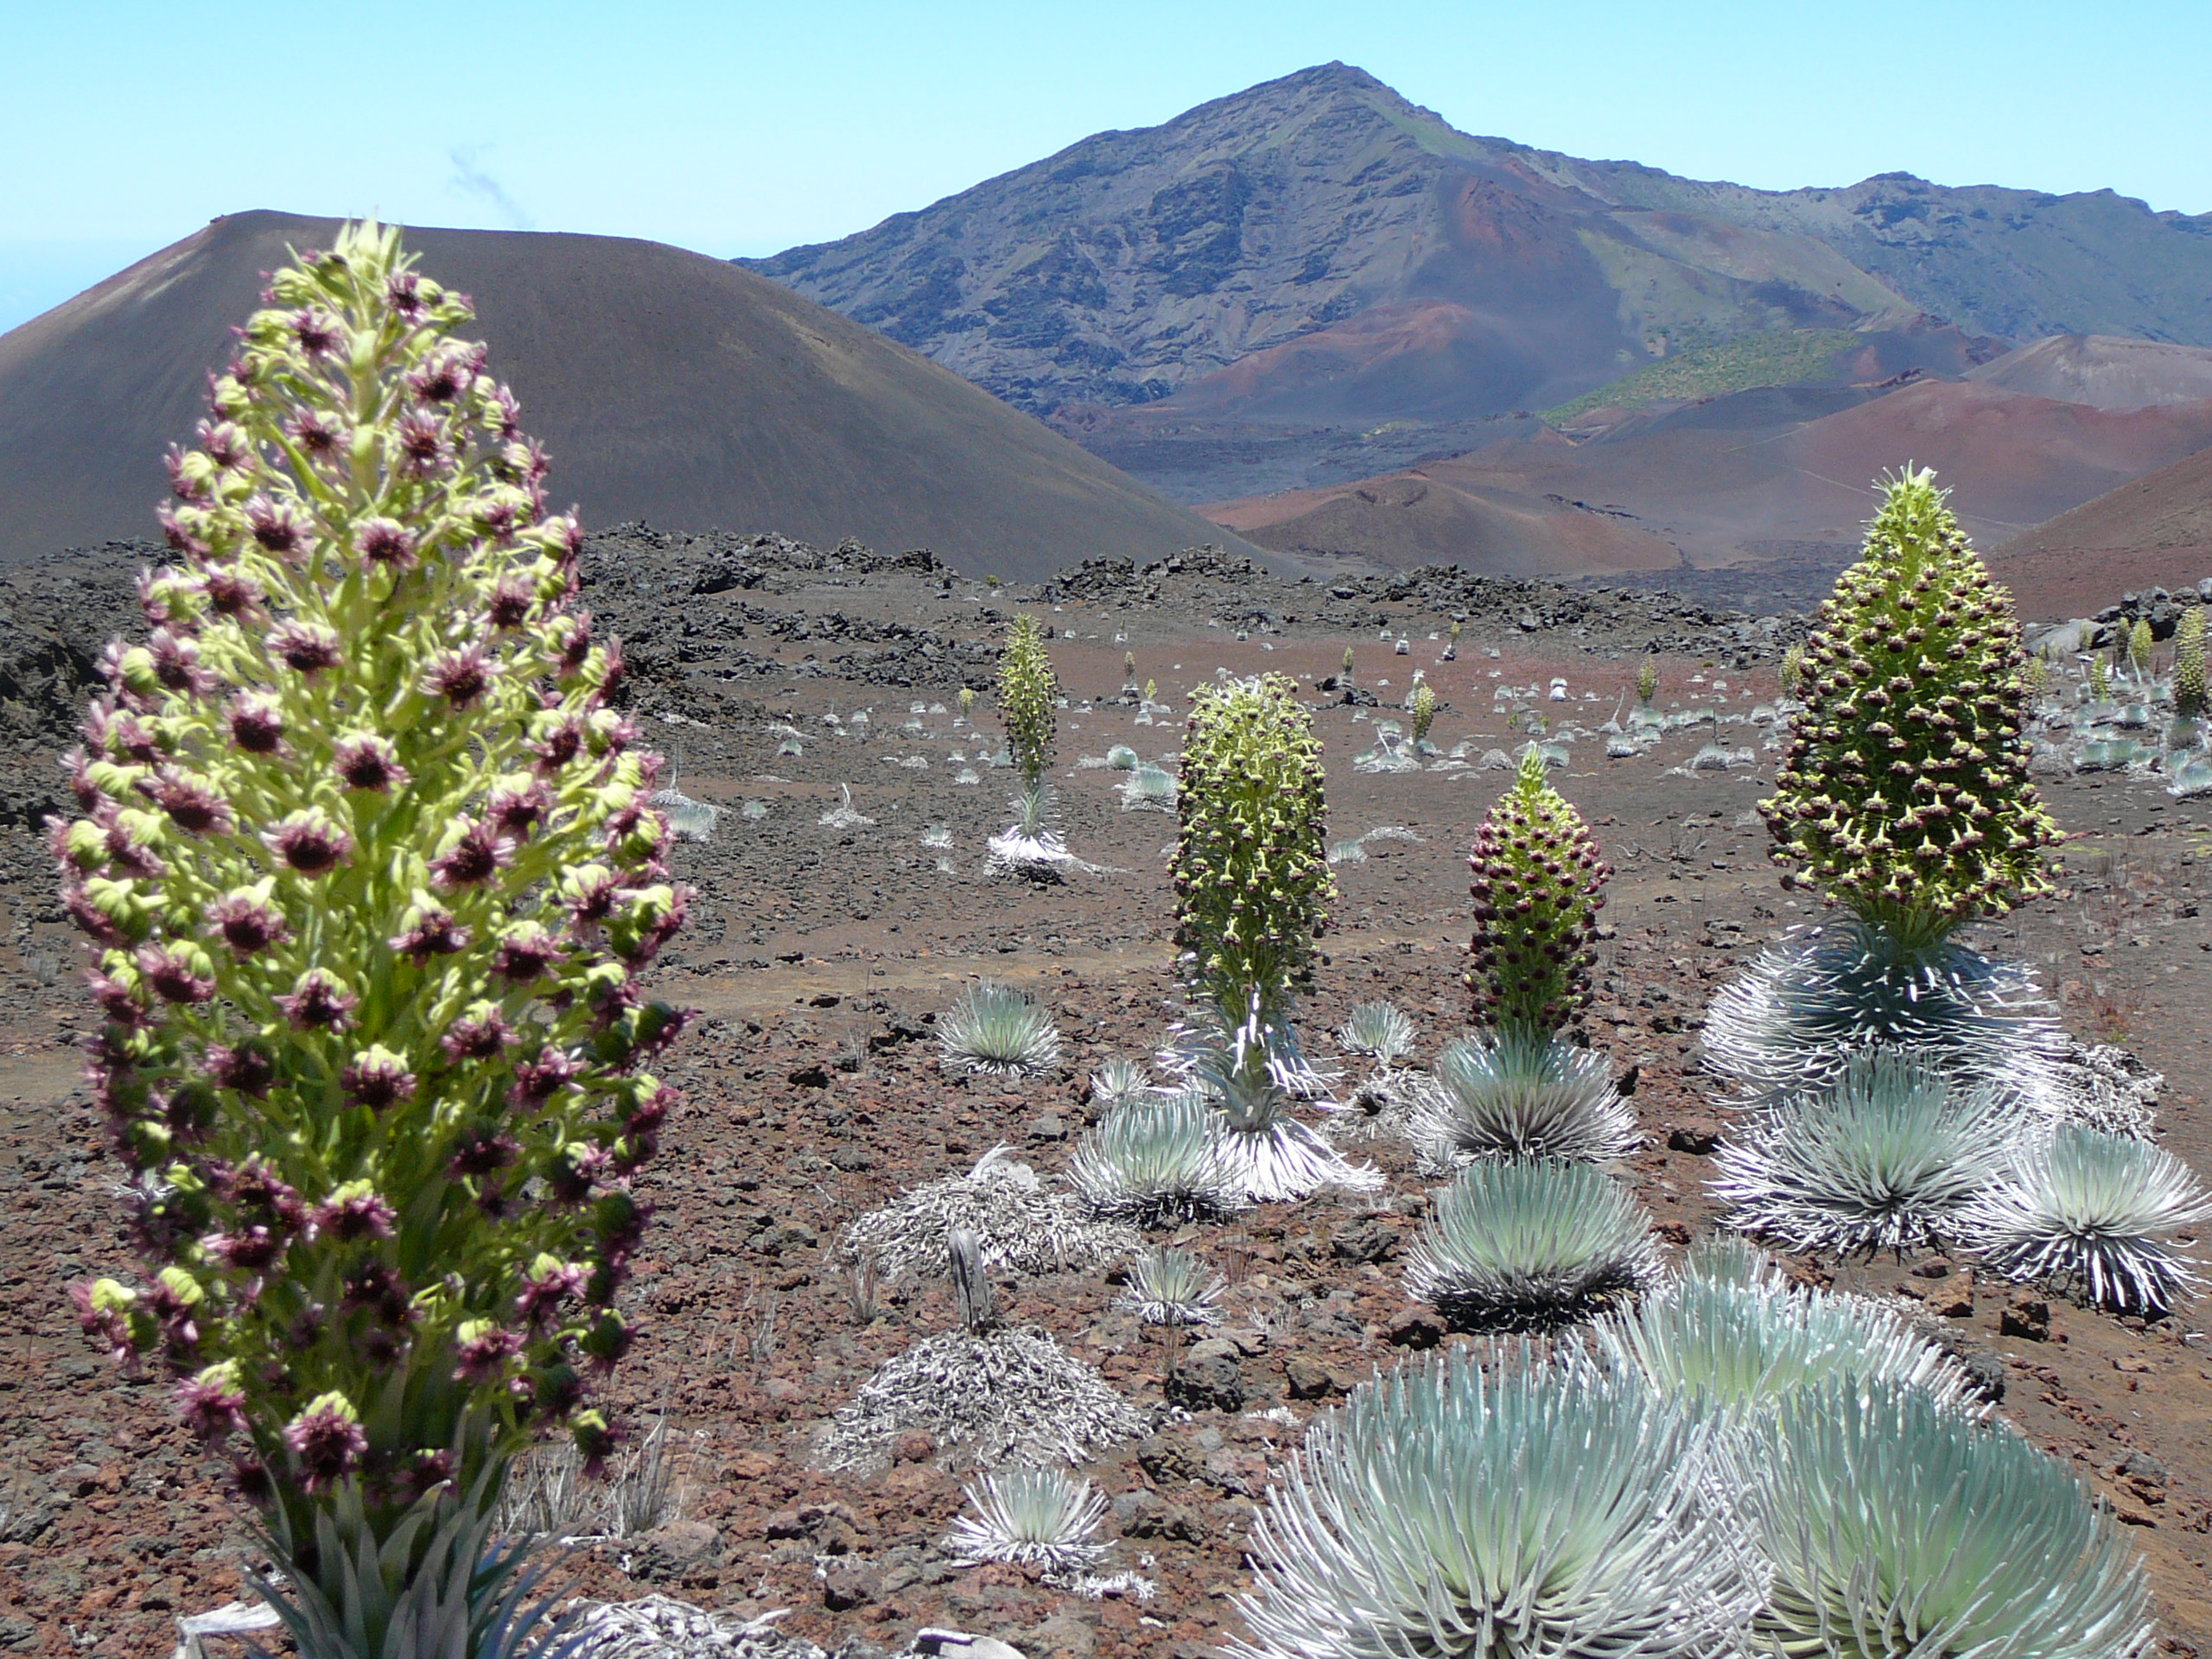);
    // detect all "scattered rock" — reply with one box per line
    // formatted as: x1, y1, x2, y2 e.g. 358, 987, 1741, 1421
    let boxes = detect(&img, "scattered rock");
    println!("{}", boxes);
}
1384, 1307, 1446, 1349
821, 1560, 882, 1611
2000, 1294, 2052, 1343
1166, 1338, 1245, 1413
1665, 1118, 1721, 1154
